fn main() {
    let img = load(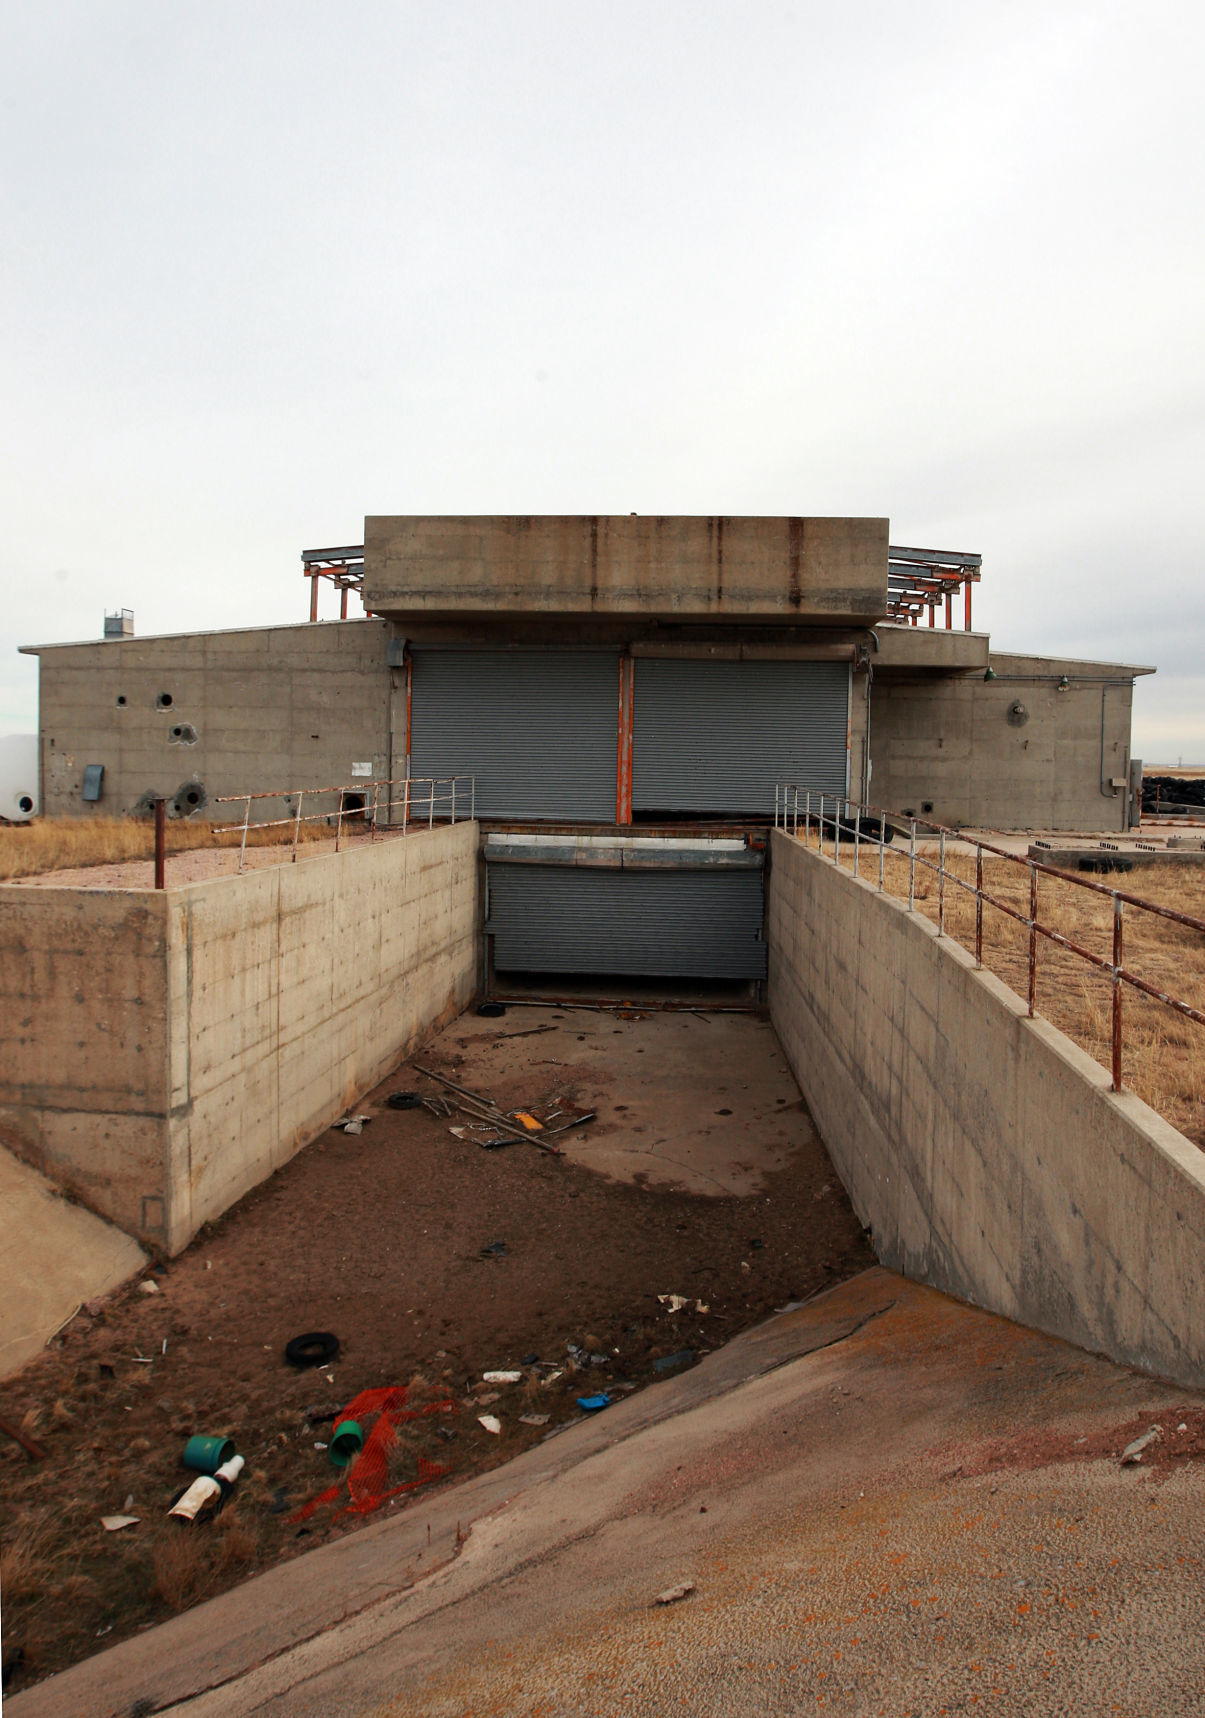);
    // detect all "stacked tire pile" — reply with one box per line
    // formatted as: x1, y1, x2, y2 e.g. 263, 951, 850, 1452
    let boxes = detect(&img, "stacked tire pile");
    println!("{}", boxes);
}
1142, 775, 1205, 815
